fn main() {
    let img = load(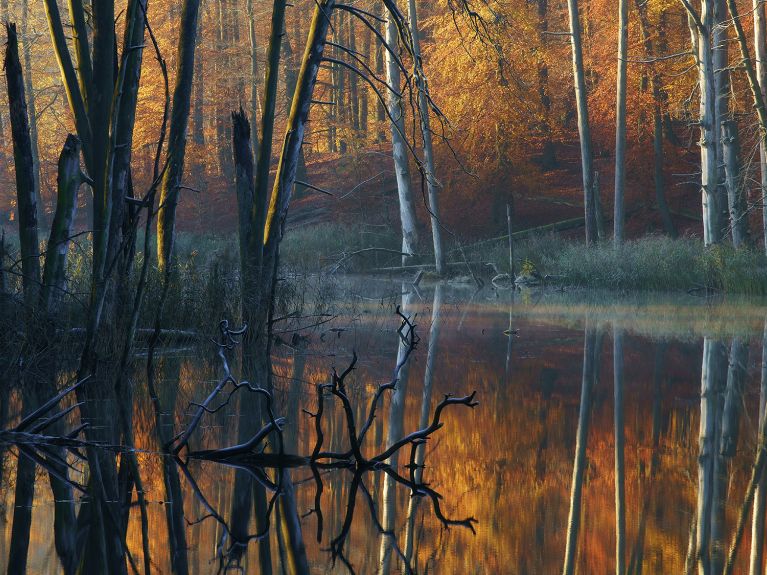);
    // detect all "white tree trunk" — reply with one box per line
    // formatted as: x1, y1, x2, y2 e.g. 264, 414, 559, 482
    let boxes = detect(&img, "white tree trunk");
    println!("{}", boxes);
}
694, 1, 723, 245
613, 0, 629, 244
751, 319, 767, 575
386, 3, 419, 265
566, 0, 597, 245
408, 0, 444, 274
